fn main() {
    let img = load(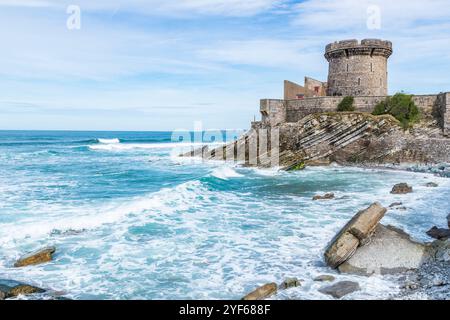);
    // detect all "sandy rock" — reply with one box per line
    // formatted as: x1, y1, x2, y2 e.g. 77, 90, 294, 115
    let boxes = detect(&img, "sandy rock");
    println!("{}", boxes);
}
242, 283, 277, 300
391, 183, 413, 194
318, 281, 360, 299
324, 202, 386, 268
313, 193, 335, 201
314, 275, 335, 282
279, 277, 301, 290
14, 246, 56, 267
0, 280, 45, 299
347, 202, 387, 241
324, 231, 359, 268
338, 225, 430, 275
426, 227, 450, 240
